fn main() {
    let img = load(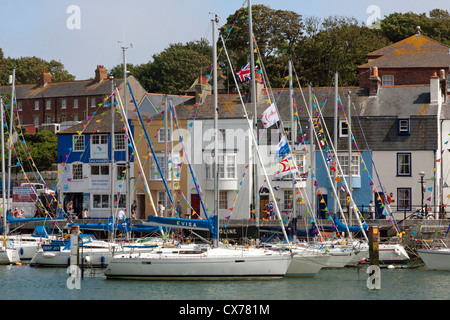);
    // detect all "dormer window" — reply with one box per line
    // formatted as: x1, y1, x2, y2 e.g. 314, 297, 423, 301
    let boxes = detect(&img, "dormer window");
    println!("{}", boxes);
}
398, 119, 410, 135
